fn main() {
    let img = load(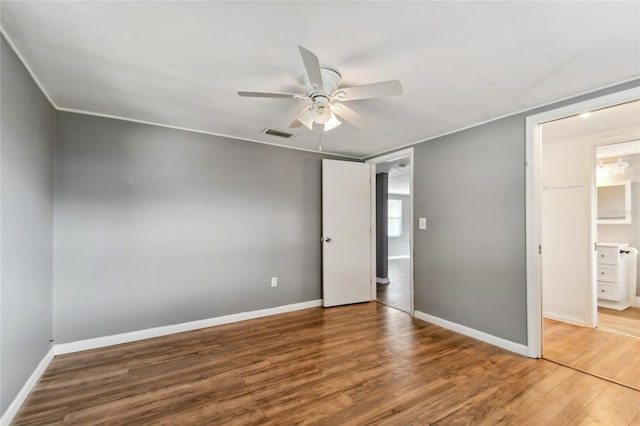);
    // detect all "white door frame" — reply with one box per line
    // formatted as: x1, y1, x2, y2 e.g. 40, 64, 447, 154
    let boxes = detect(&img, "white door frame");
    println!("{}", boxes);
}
366, 147, 415, 315
525, 87, 640, 358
